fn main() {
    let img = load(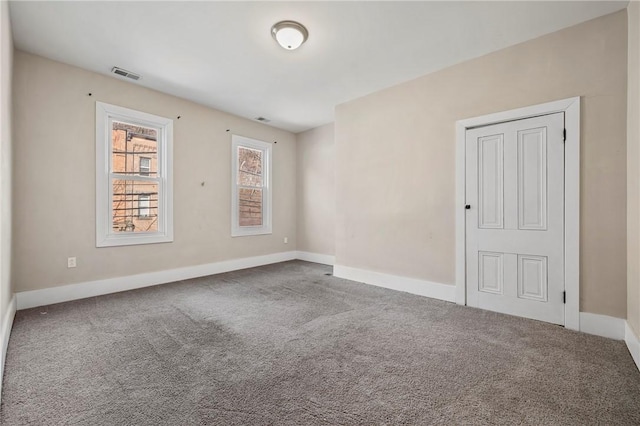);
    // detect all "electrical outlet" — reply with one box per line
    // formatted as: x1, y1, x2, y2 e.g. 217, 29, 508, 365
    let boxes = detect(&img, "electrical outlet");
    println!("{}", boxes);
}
67, 257, 77, 268
284, 237, 288, 244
